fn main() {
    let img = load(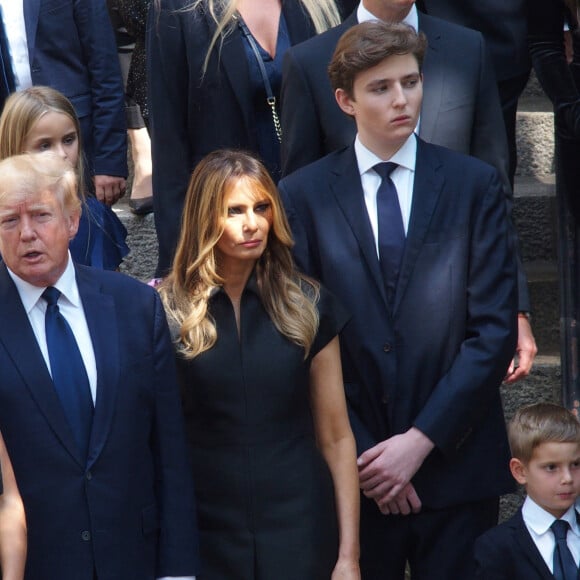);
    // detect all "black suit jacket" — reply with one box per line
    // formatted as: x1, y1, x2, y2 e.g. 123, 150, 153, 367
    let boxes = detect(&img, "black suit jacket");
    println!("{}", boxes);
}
473, 509, 555, 579
0, 264, 199, 579
419, 0, 530, 81
148, 0, 317, 275
280, 9, 530, 310
279, 138, 517, 508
